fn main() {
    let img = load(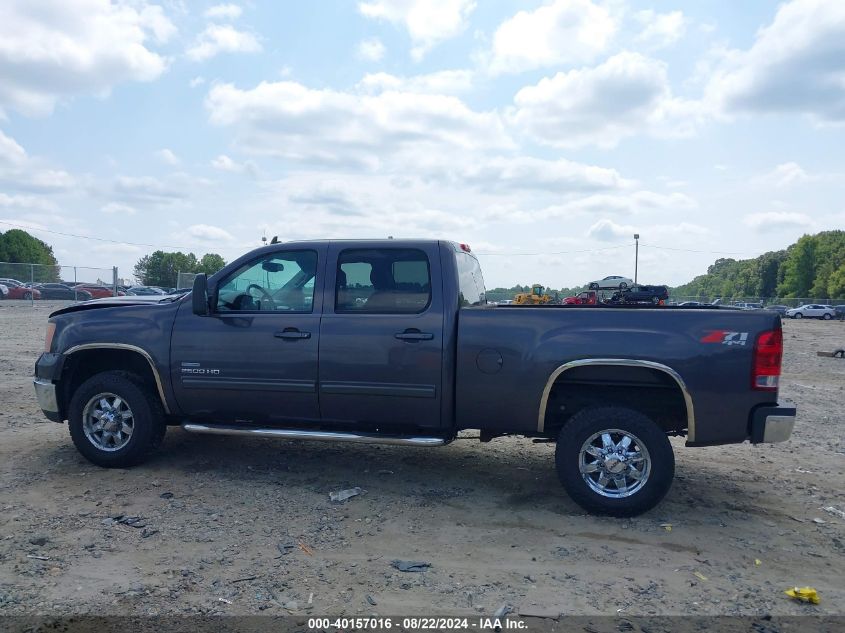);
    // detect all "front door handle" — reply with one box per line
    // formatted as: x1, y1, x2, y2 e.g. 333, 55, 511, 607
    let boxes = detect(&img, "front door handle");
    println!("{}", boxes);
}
275, 329, 311, 340
395, 330, 434, 341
